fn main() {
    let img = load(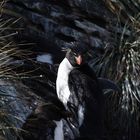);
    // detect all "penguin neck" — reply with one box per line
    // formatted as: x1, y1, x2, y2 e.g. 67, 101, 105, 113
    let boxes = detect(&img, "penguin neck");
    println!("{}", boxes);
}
58, 58, 74, 79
